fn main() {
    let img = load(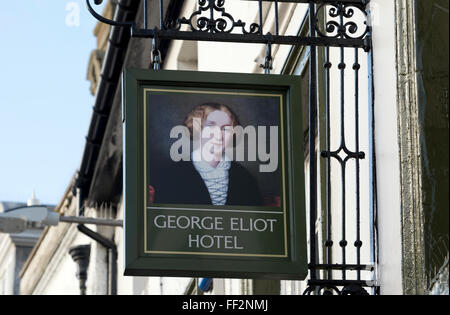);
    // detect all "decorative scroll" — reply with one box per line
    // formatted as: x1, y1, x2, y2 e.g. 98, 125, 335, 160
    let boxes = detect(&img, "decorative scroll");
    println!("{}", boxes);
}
86, 0, 134, 27
303, 284, 370, 295
86, 0, 371, 50
167, 0, 260, 34
314, 3, 369, 39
